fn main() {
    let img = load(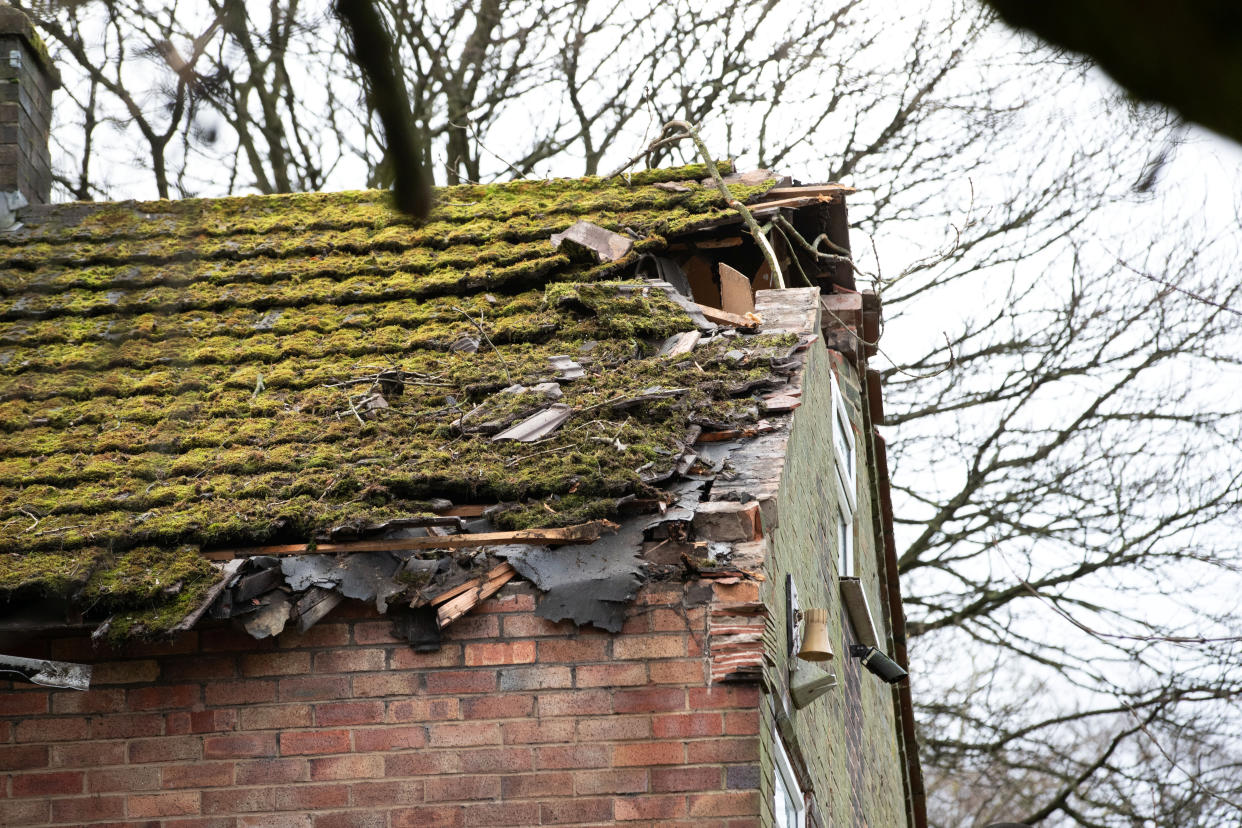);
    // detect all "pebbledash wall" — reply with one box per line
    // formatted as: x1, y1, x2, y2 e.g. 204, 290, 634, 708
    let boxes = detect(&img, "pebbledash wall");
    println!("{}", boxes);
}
759, 336, 909, 828
0, 584, 762, 827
